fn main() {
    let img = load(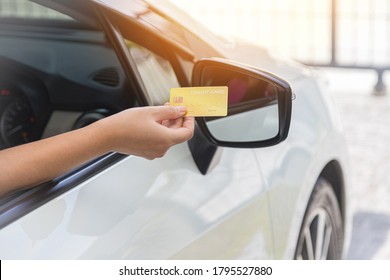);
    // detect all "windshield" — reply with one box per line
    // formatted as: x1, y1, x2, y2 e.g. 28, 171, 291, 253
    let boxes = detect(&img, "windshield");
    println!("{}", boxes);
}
0, 0, 72, 20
